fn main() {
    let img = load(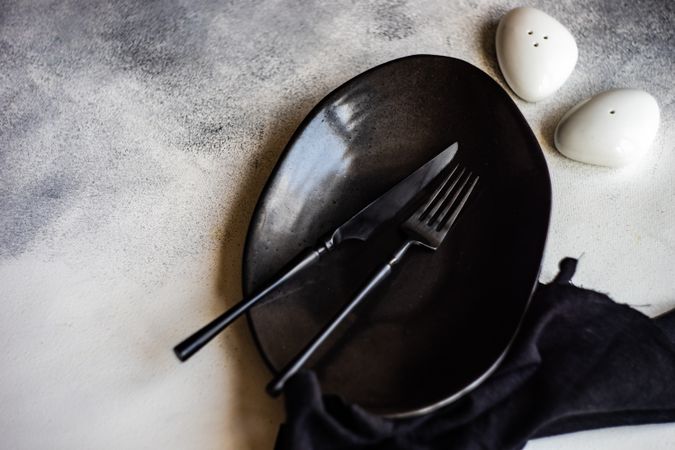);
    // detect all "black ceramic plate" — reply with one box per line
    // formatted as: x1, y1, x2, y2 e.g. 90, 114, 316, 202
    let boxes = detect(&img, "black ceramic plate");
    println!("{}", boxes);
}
242, 55, 550, 417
